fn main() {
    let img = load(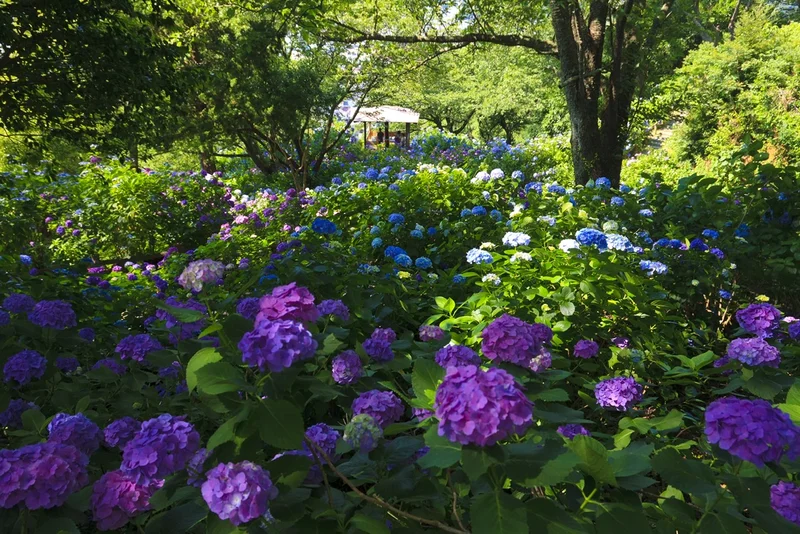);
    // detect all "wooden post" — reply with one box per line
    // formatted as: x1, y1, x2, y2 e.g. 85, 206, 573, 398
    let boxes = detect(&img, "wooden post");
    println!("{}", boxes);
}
405, 123, 411, 149
363, 122, 367, 148
384, 122, 389, 148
